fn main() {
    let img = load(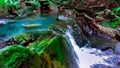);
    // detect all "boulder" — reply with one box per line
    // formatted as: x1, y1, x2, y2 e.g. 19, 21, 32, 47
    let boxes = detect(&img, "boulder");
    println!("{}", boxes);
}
22, 24, 41, 28
0, 20, 7, 25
